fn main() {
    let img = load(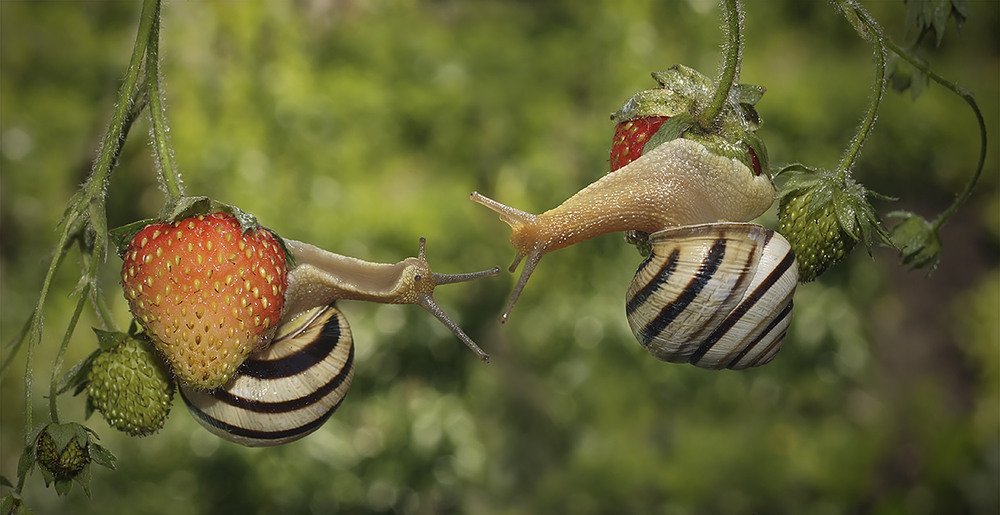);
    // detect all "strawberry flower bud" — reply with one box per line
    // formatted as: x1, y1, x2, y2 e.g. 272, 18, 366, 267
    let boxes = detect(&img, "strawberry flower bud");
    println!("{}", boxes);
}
26, 422, 116, 497
888, 211, 942, 271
